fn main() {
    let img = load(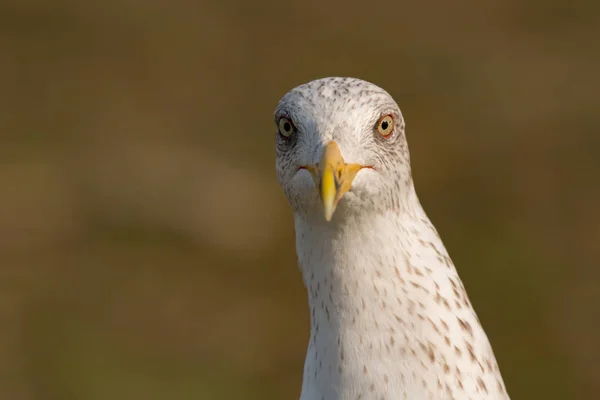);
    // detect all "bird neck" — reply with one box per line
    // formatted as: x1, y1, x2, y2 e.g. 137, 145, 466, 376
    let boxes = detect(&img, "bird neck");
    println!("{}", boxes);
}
292, 200, 505, 399
294, 204, 445, 337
